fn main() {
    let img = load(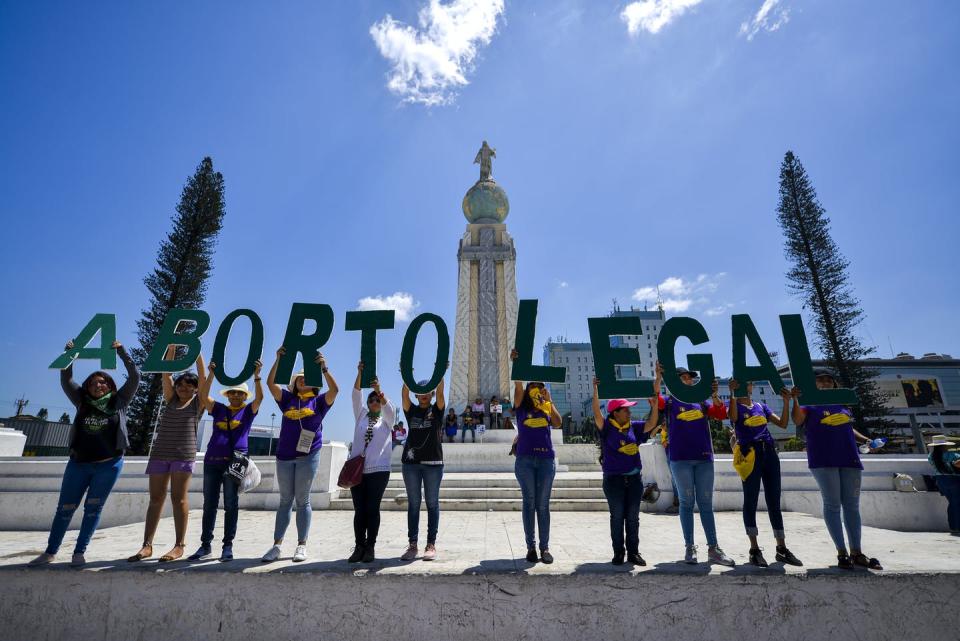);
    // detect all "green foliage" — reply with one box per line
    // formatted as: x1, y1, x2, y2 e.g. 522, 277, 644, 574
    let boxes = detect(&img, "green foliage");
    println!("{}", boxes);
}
127, 157, 226, 454
59, 412, 71, 423
709, 418, 732, 454
36, 408, 48, 421
782, 437, 806, 452
776, 151, 890, 432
